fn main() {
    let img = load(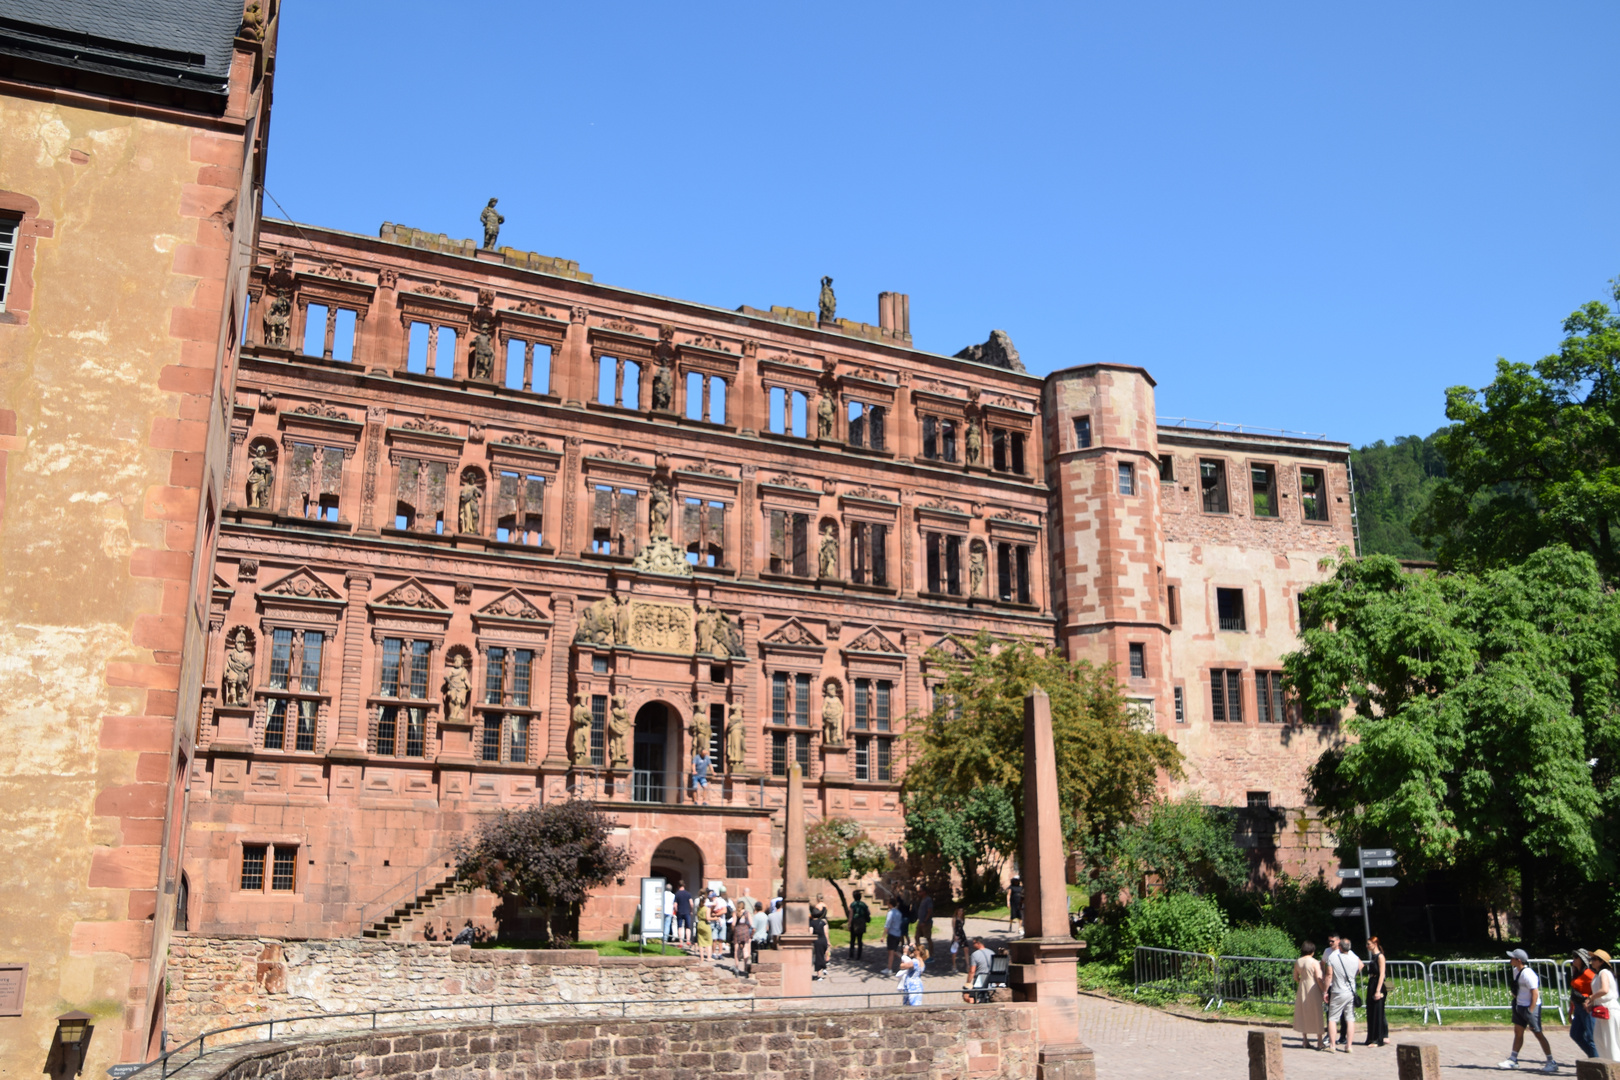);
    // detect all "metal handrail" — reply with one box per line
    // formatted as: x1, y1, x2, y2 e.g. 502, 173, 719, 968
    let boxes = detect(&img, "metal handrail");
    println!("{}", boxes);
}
354, 854, 456, 936
136, 988, 998, 1080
